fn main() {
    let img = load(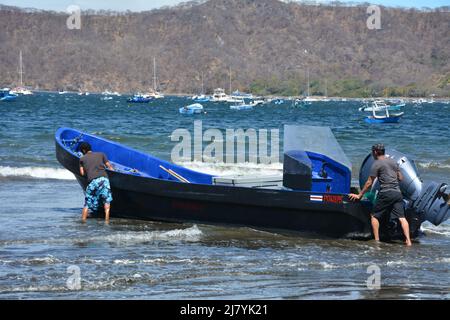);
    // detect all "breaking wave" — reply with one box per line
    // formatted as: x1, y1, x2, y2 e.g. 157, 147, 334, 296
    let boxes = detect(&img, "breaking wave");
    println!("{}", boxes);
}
417, 161, 450, 170
0, 166, 75, 180
80, 225, 203, 245
175, 160, 283, 177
